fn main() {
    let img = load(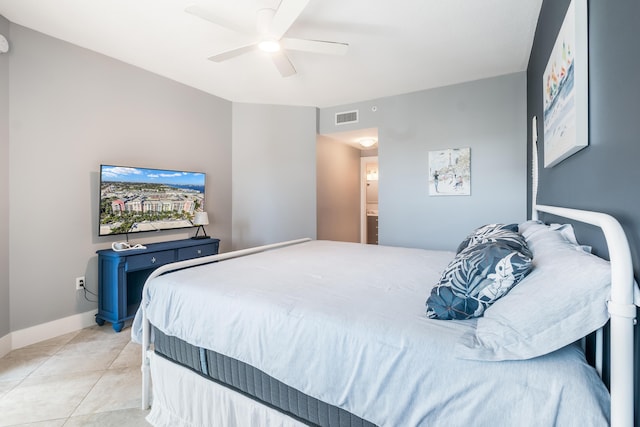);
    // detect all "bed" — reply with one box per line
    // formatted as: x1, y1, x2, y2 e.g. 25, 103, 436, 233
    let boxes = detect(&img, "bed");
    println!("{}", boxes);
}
131, 203, 638, 427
